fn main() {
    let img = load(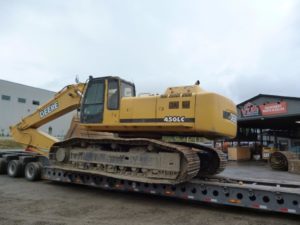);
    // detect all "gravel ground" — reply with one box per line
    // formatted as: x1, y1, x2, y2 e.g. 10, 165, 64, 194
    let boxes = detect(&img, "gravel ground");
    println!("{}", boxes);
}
0, 161, 299, 225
